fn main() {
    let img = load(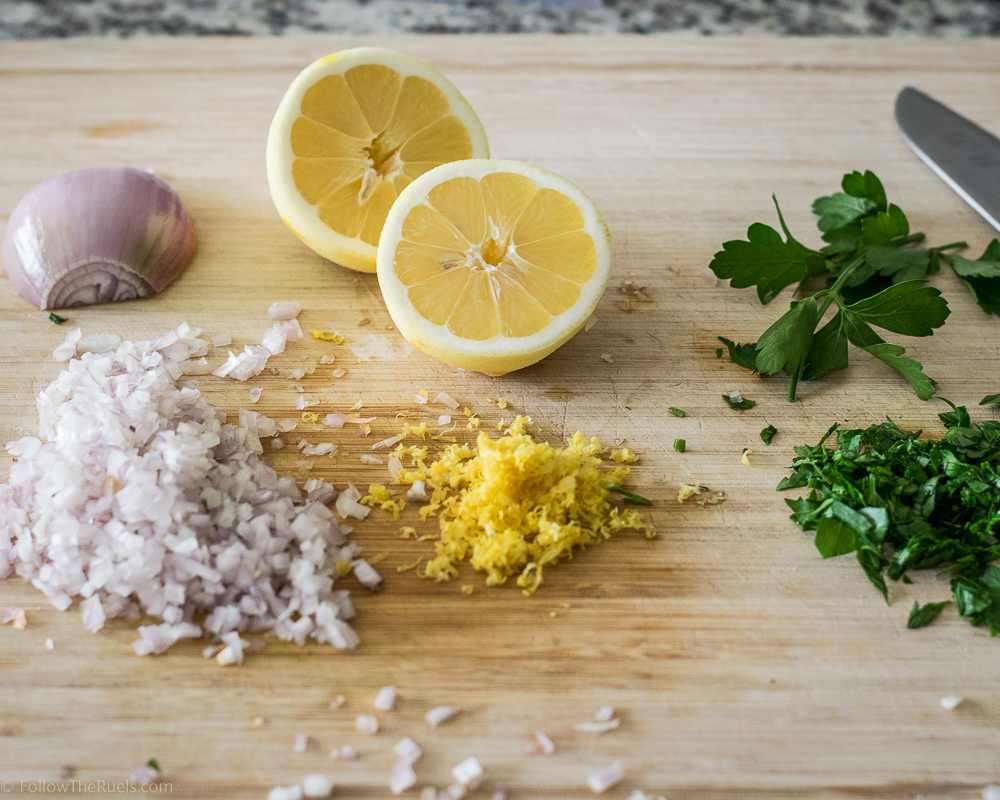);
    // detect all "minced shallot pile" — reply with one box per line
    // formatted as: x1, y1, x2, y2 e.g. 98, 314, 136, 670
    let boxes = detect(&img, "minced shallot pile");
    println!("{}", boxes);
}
0, 323, 379, 656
